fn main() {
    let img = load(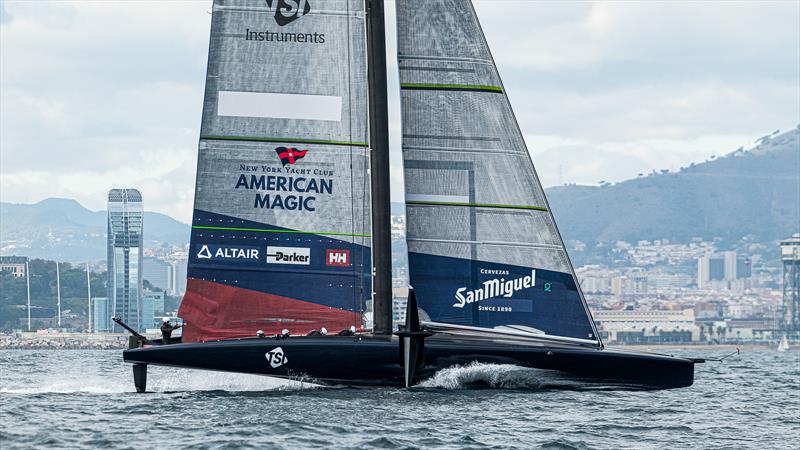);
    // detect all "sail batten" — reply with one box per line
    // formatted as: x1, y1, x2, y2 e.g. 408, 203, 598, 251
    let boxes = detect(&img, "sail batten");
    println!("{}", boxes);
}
397, 0, 600, 343
400, 83, 503, 93
200, 135, 370, 146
